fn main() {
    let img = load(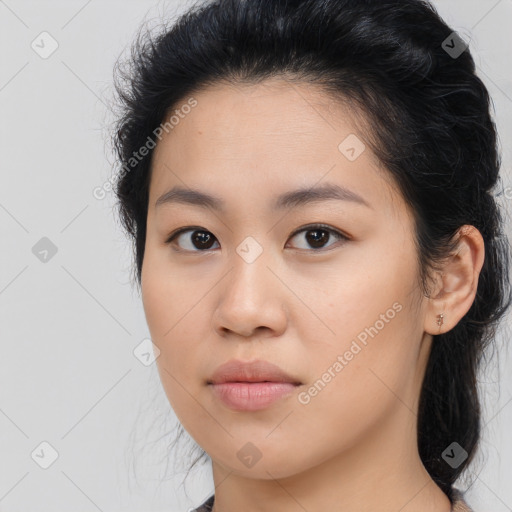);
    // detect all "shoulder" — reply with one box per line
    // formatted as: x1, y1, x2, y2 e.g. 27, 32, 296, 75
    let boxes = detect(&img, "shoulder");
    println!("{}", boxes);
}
190, 494, 215, 512
451, 487, 474, 512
